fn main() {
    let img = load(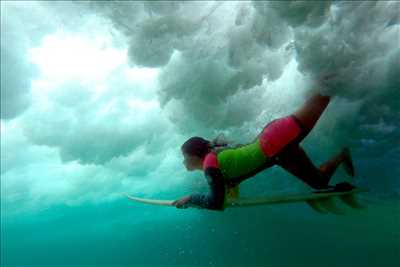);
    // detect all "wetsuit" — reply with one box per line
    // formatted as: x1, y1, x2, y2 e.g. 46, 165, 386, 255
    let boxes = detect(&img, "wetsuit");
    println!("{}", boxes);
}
188, 115, 303, 211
